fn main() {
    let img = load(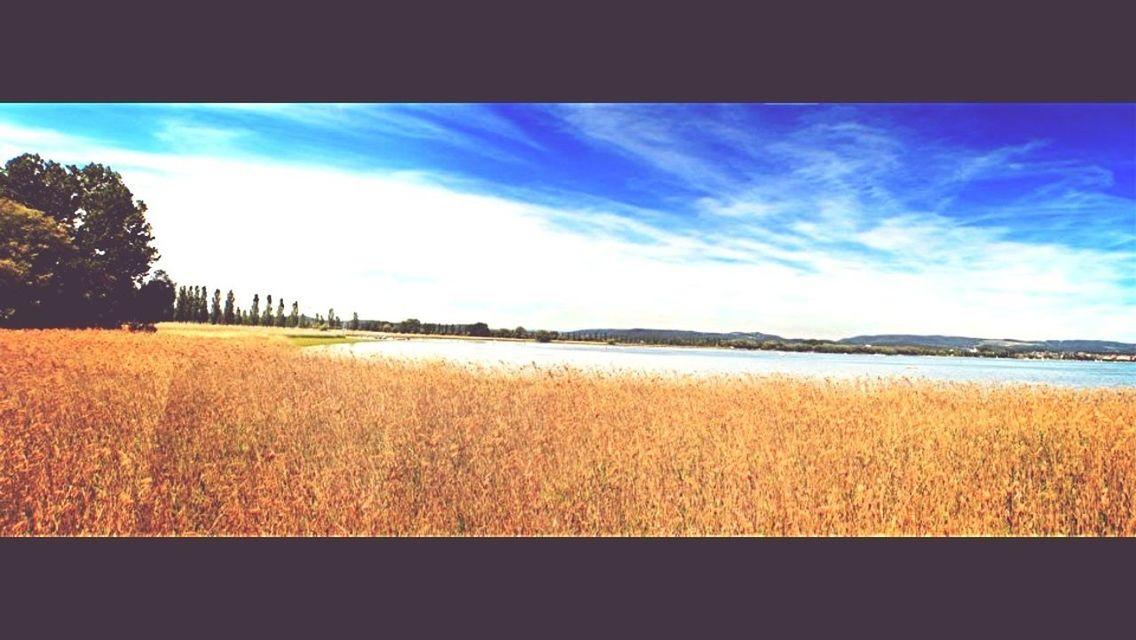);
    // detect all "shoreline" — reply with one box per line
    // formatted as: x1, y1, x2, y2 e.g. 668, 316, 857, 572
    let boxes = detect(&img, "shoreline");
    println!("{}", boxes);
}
146, 324, 1136, 362
310, 338, 1136, 389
